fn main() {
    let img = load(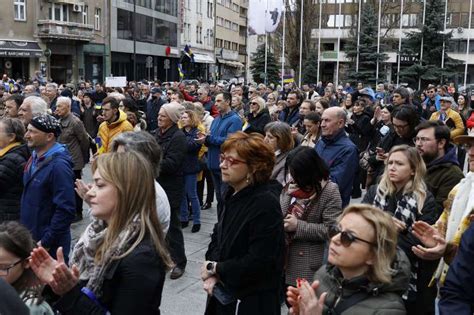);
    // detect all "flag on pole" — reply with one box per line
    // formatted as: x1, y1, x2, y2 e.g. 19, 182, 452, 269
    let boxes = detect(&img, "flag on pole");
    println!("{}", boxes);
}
248, 0, 284, 35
